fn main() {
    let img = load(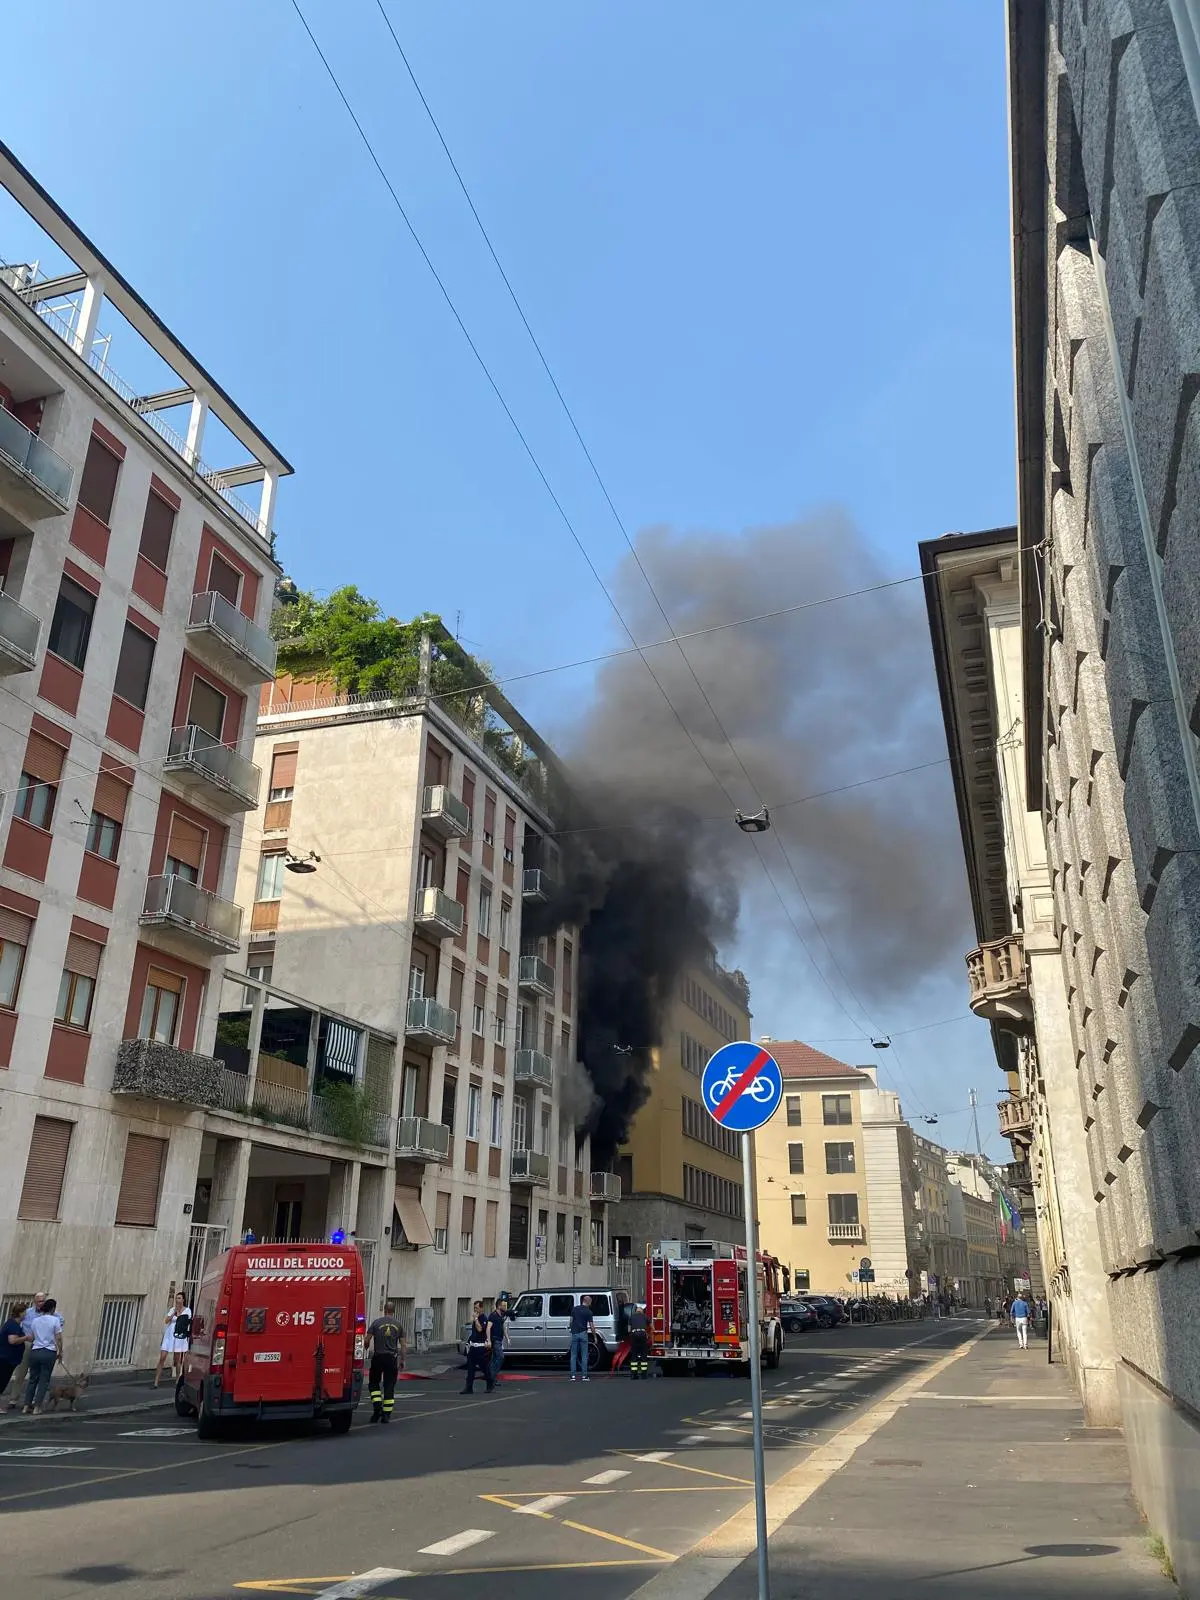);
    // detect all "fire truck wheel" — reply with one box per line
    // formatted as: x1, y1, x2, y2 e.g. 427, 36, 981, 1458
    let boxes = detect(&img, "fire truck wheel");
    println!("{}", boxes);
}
765, 1330, 782, 1369
328, 1409, 353, 1434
